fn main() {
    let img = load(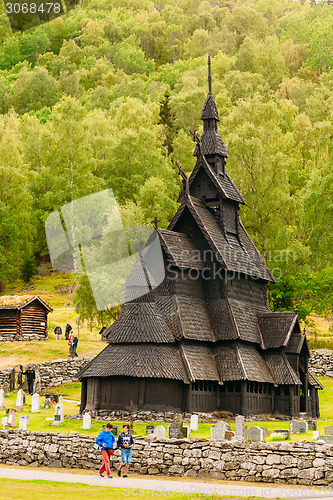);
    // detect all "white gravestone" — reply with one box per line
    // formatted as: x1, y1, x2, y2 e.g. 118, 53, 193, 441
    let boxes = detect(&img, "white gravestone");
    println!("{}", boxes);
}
82, 413, 91, 430
289, 420, 308, 433
247, 426, 264, 442
153, 425, 166, 439
2, 417, 8, 429
190, 414, 198, 431
0, 389, 5, 410
211, 421, 226, 440
19, 415, 29, 431
51, 402, 64, 426
31, 393, 40, 413
313, 431, 320, 440
7, 409, 16, 427
15, 389, 24, 411
235, 415, 246, 438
